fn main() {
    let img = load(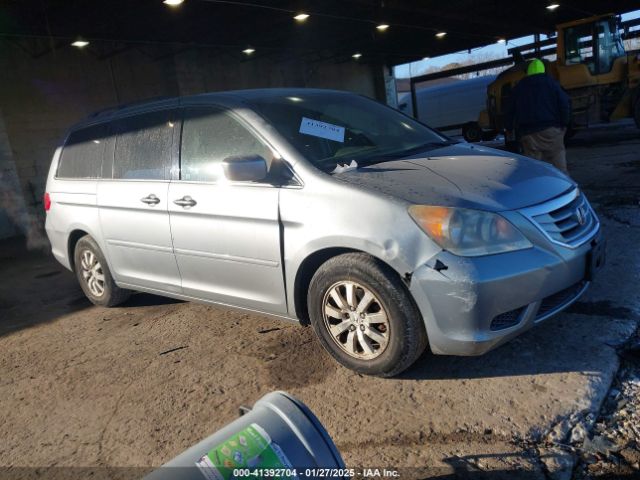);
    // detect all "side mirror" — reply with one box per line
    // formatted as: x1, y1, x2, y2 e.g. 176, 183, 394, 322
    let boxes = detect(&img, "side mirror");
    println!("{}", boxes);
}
222, 155, 267, 182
